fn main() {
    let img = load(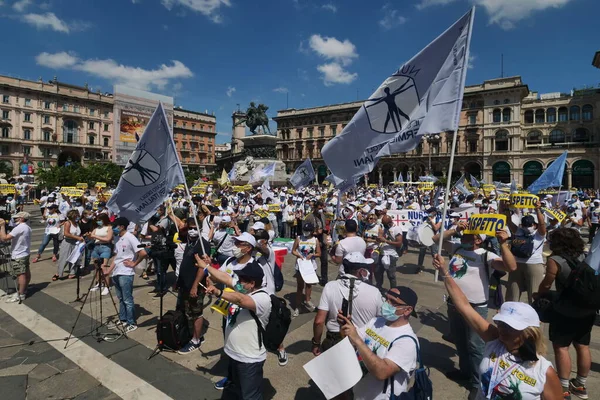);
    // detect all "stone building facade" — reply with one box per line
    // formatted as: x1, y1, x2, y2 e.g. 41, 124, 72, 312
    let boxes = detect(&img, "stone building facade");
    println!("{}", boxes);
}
173, 107, 217, 174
